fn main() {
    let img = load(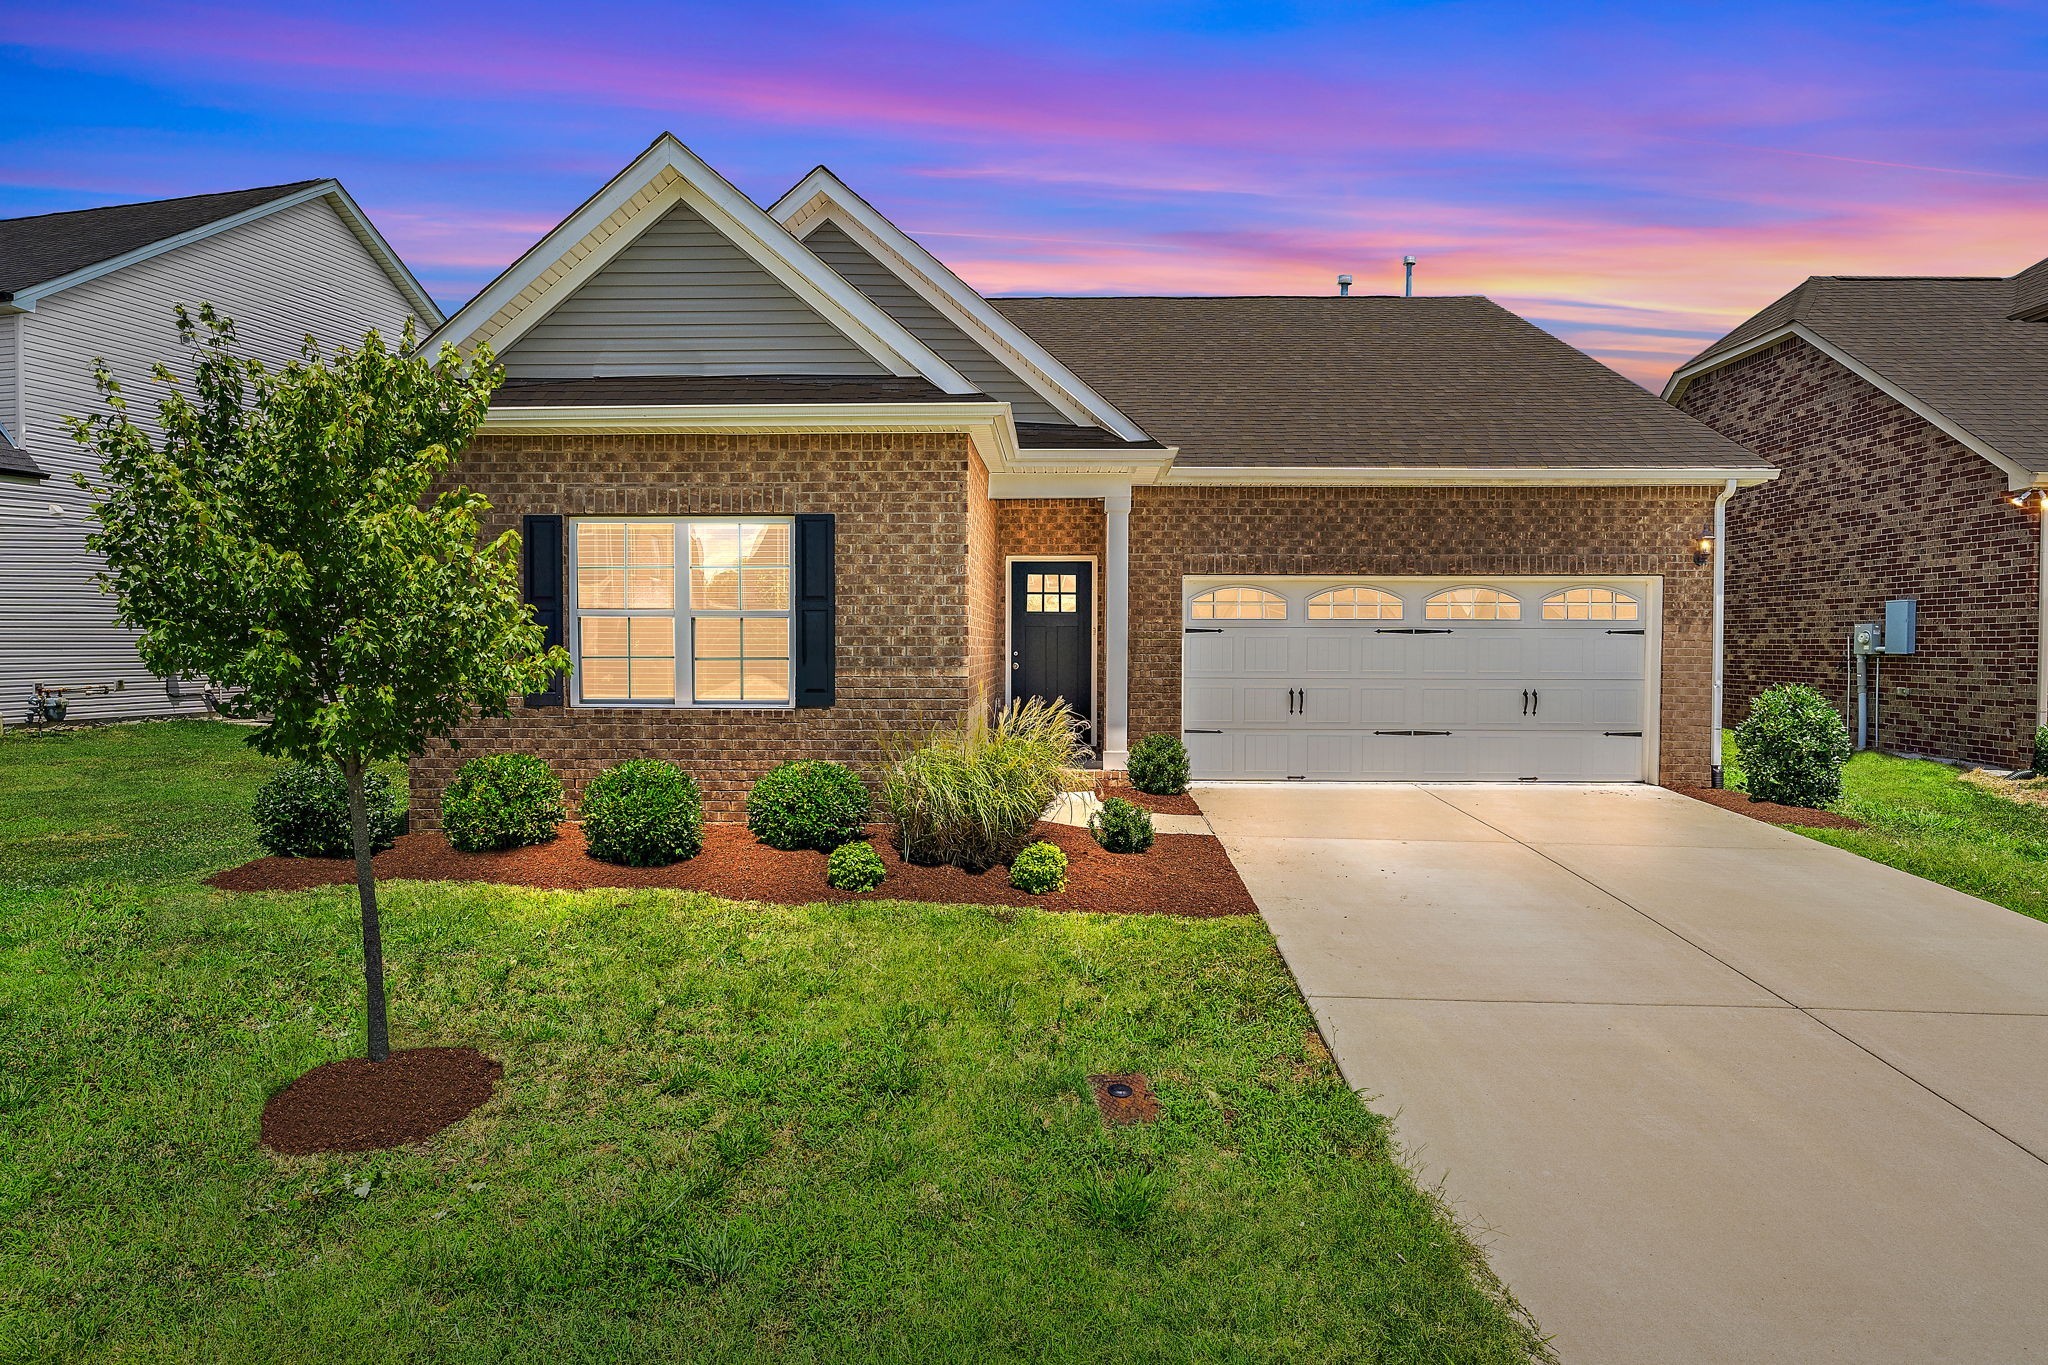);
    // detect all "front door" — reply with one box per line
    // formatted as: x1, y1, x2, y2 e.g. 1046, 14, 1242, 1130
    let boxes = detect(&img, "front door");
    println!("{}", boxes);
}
1010, 560, 1094, 745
